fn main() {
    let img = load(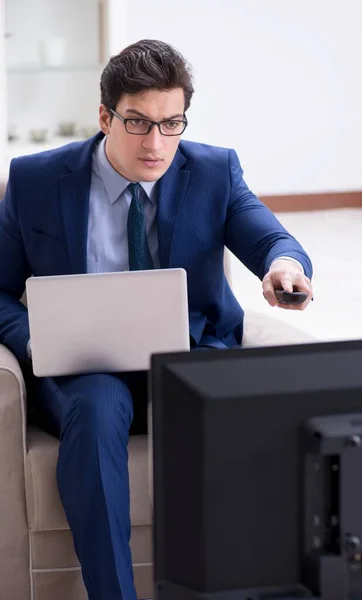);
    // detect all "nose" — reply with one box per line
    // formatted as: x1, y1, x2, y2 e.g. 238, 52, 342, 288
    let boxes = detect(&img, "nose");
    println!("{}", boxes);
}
142, 124, 163, 152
